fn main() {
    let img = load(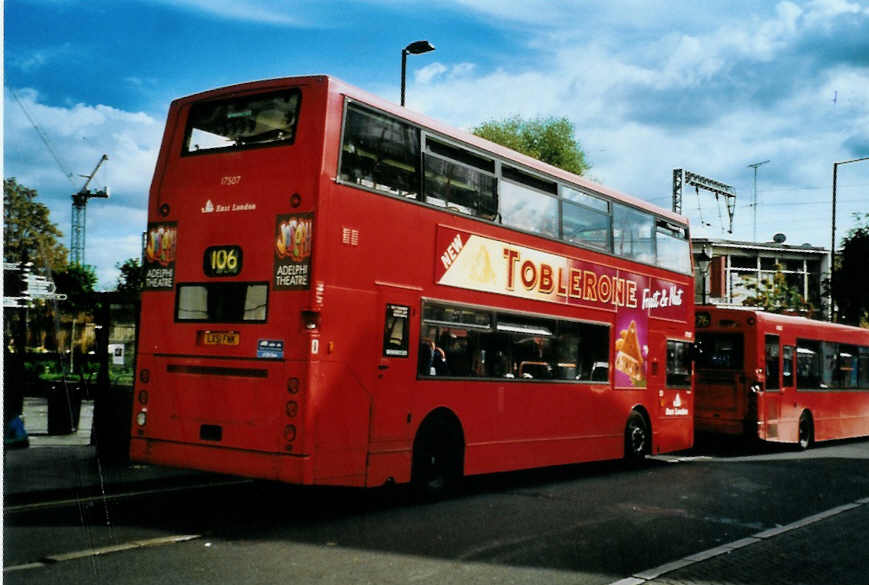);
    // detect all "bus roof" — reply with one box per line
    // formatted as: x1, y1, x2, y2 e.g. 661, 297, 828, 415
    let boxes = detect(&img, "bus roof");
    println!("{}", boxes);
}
174, 74, 691, 227
699, 306, 869, 339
